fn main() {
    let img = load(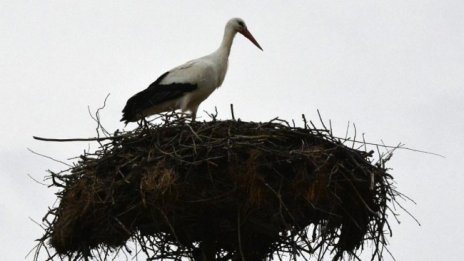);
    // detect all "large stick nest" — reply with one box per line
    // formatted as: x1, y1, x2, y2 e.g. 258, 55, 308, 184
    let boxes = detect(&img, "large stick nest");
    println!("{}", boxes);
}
35, 113, 399, 260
